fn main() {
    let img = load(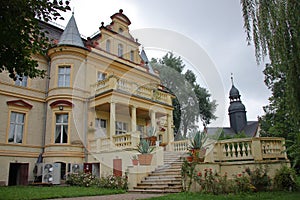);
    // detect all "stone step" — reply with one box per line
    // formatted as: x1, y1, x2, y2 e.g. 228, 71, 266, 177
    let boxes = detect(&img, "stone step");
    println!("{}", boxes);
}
157, 167, 182, 171
134, 186, 182, 191
145, 176, 182, 181
129, 189, 182, 193
151, 171, 181, 176
130, 151, 183, 194
138, 180, 181, 185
